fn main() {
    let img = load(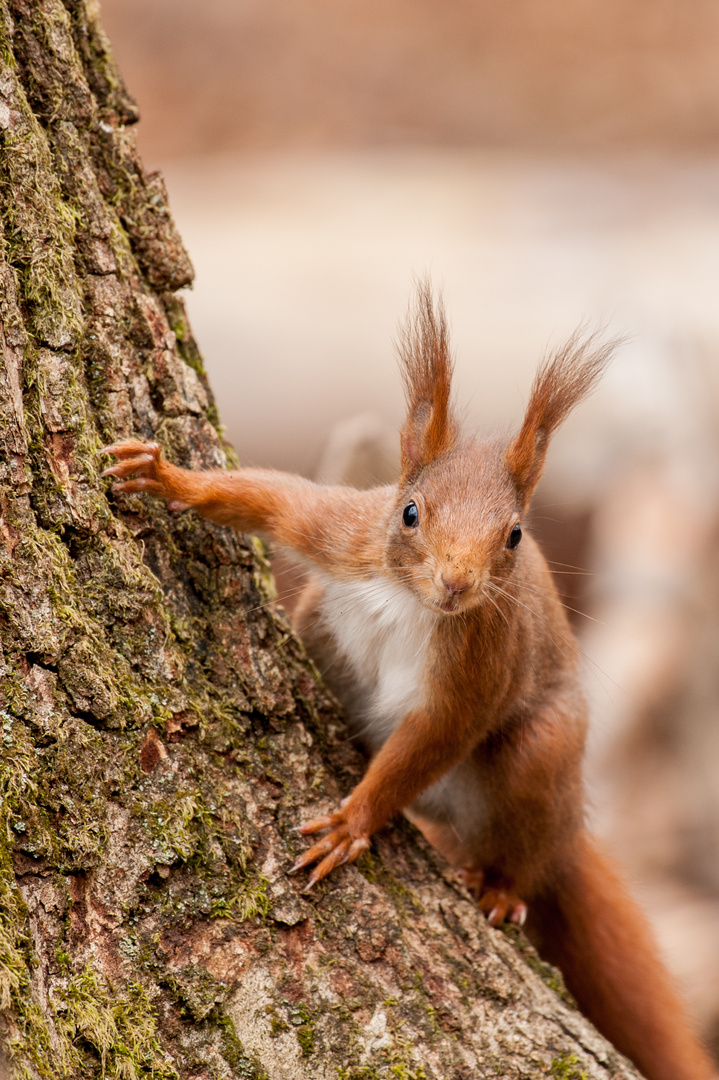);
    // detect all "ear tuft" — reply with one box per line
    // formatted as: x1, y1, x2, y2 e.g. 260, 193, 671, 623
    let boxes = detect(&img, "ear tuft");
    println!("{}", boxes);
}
397, 279, 458, 479
506, 330, 619, 505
